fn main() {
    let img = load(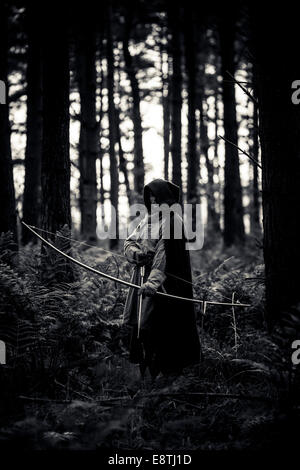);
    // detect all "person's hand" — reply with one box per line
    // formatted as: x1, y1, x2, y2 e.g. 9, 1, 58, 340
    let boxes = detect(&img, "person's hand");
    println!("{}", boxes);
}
133, 250, 153, 266
138, 283, 157, 297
